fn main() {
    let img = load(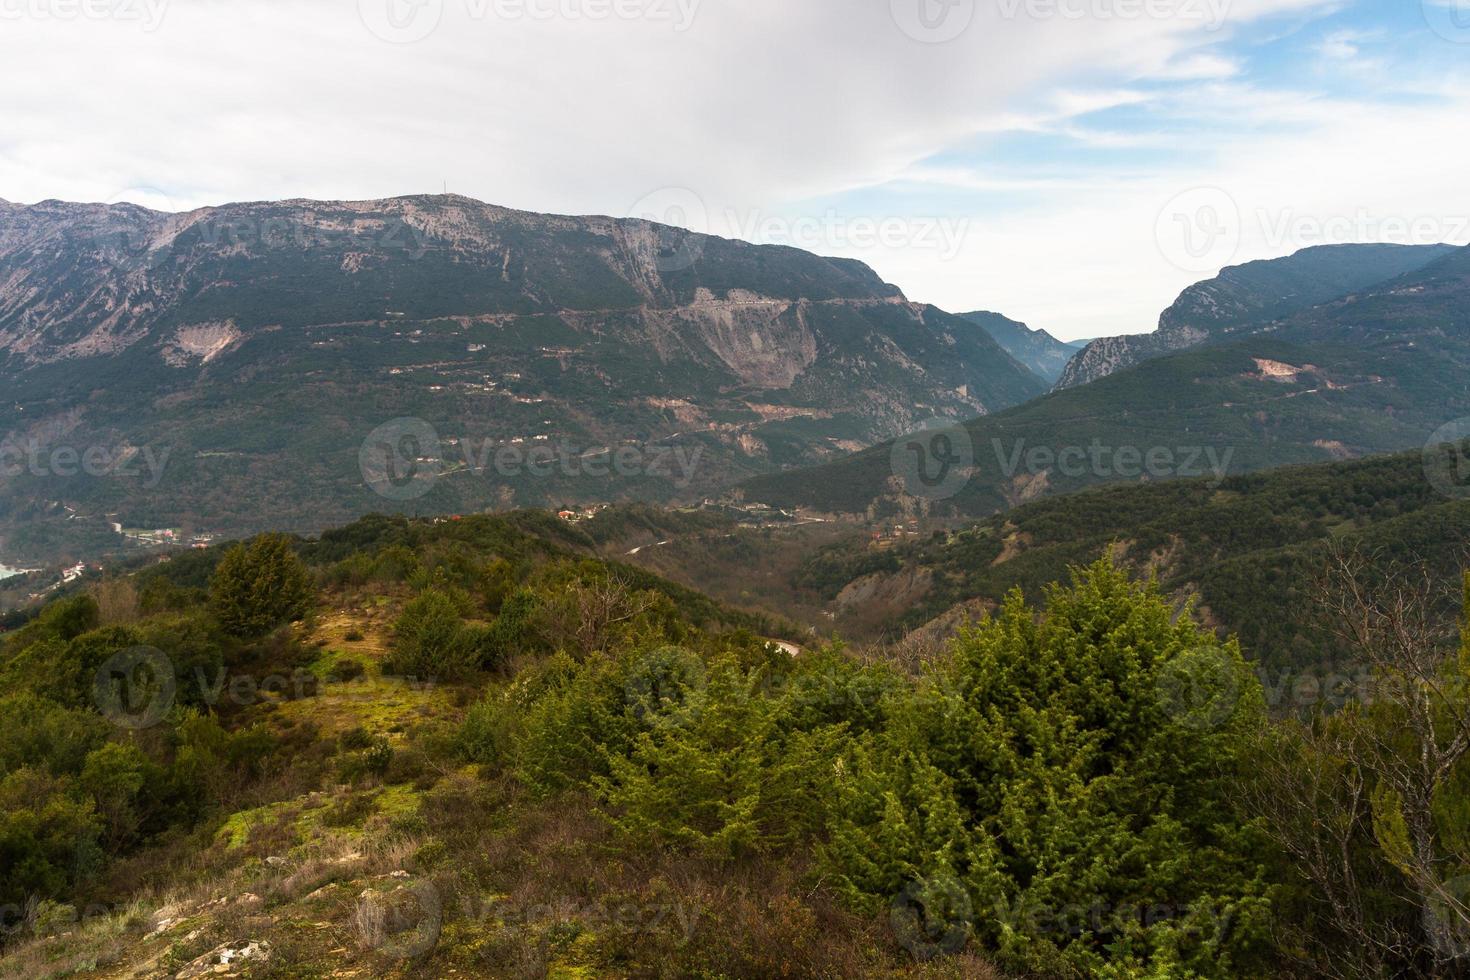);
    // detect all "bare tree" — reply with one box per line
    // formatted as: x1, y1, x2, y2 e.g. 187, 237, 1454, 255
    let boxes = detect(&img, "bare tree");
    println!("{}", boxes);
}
543, 573, 660, 658
1247, 548, 1470, 978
